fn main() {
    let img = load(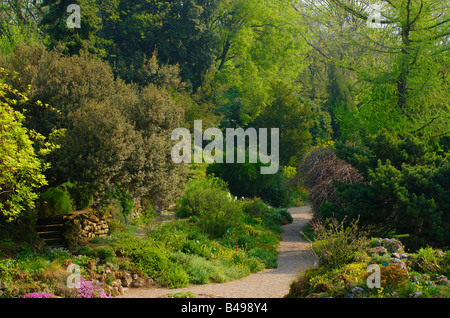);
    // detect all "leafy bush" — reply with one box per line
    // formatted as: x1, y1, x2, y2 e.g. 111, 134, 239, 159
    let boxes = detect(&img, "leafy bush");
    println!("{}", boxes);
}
182, 239, 214, 259
370, 253, 391, 265
157, 264, 190, 289
271, 208, 294, 225
166, 291, 197, 298
206, 155, 275, 198
246, 247, 278, 269
176, 175, 229, 218
242, 198, 269, 218
39, 187, 73, 217
412, 247, 449, 275
171, 252, 217, 284
93, 246, 116, 262
258, 170, 295, 208
3, 43, 186, 208
380, 264, 408, 291
198, 204, 245, 239
62, 182, 93, 210
43, 247, 71, 262
287, 263, 369, 298
243, 198, 292, 224
113, 238, 169, 276
150, 220, 190, 252
286, 267, 323, 298
177, 176, 245, 238
241, 198, 292, 234
173, 253, 210, 284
